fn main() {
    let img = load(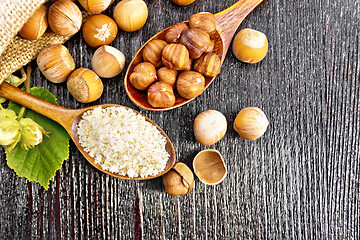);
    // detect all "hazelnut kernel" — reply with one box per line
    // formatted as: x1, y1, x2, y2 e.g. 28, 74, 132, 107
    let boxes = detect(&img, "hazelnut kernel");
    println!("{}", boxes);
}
176, 71, 205, 99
